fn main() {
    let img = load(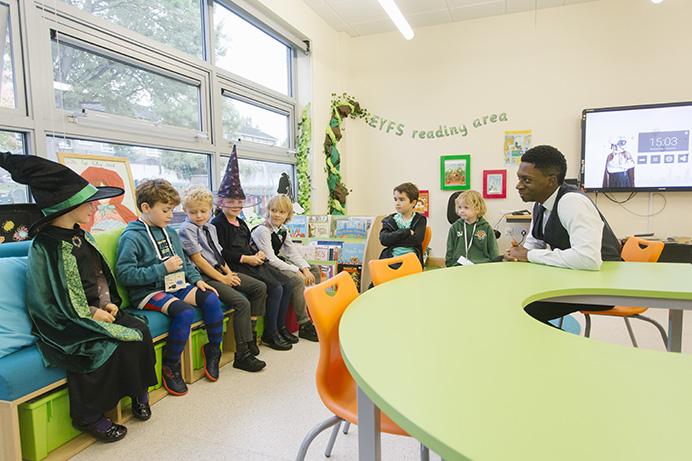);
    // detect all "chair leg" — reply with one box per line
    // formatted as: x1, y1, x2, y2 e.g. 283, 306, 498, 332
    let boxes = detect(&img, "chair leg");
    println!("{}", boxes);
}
557, 316, 564, 329
420, 443, 430, 460
324, 420, 343, 457
623, 317, 639, 348
296, 414, 343, 461
584, 314, 592, 337
342, 421, 351, 434
632, 314, 669, 349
